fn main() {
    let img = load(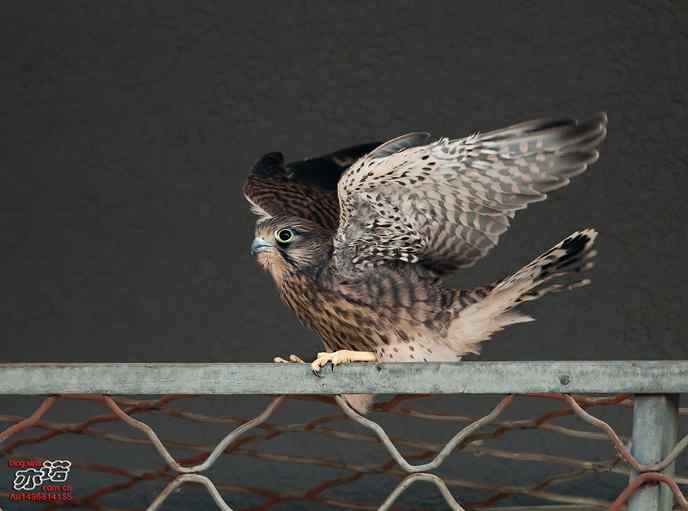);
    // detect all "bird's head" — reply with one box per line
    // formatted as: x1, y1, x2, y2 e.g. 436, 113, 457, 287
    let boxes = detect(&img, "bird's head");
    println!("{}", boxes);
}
250, 216, 332, 285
